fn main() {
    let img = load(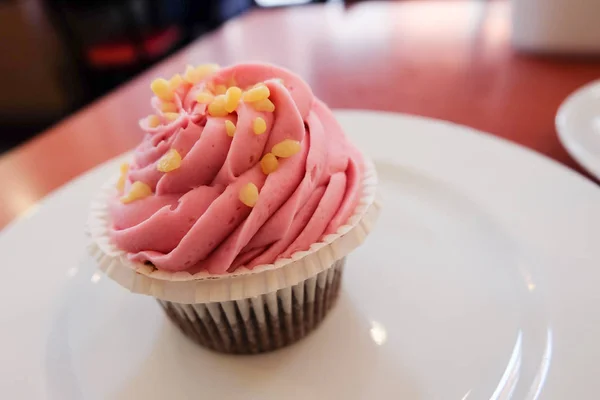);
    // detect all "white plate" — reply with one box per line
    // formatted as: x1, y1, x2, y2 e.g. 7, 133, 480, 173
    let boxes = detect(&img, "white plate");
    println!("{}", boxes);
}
1, 111, 600, 399
556, 79, 600, 180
